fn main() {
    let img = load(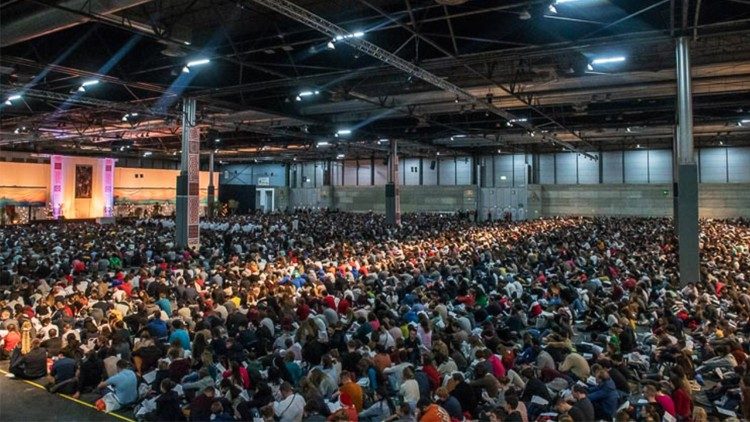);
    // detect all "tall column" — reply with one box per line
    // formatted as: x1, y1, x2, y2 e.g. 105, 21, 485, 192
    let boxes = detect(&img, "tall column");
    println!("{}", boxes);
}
385, 139, 401, 225
207, 150, 215, 219
476, 158, 486, 222
176, 97, 200, 249
675, 36, 700, 286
